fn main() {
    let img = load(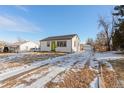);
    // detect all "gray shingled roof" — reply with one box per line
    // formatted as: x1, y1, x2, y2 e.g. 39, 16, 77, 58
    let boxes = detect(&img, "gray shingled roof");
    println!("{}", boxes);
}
40, 34, 78, 41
